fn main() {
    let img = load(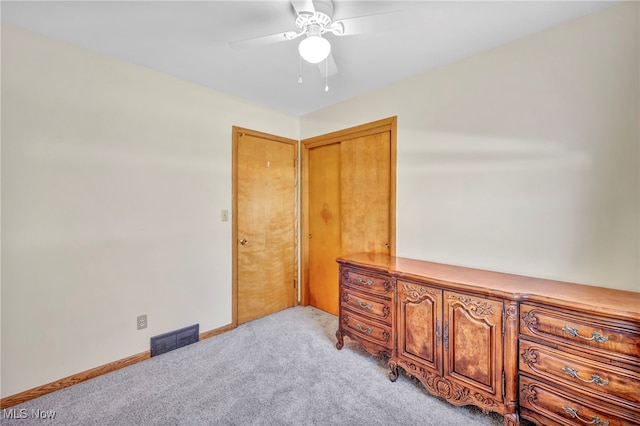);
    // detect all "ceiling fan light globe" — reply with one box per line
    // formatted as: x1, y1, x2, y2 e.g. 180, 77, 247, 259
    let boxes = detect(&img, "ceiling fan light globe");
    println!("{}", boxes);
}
298, 36, 331, 64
